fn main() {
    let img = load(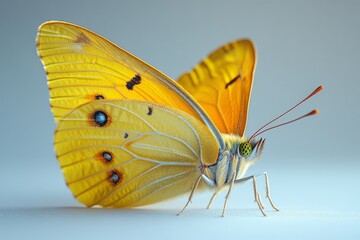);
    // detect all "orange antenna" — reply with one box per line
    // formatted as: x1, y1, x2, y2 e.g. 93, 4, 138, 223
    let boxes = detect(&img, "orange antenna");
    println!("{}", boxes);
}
251, 110, 319, 139
249, 86, 323, 141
